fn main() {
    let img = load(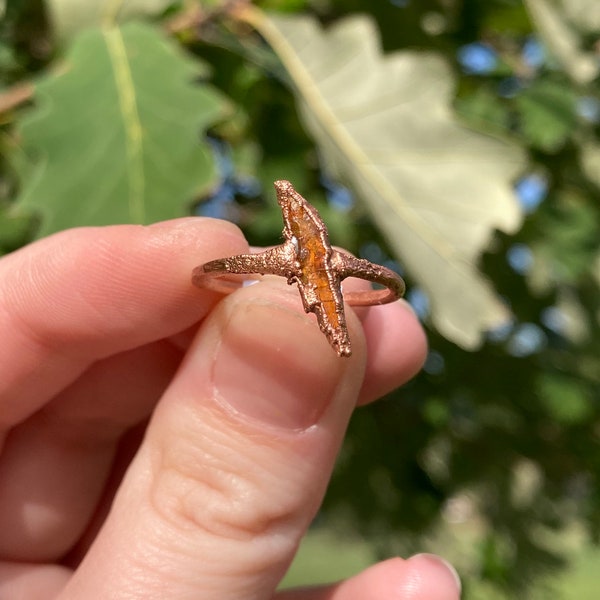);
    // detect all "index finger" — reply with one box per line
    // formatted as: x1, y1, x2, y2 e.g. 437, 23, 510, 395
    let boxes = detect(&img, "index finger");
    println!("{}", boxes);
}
0, 217, 248, 425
